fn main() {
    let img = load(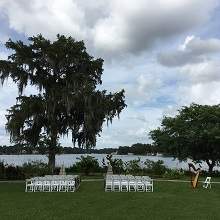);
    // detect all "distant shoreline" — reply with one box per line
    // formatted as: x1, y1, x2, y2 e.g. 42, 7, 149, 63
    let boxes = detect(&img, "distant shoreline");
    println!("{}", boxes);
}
0, 153, 164, 157
0, 154, 212, 170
